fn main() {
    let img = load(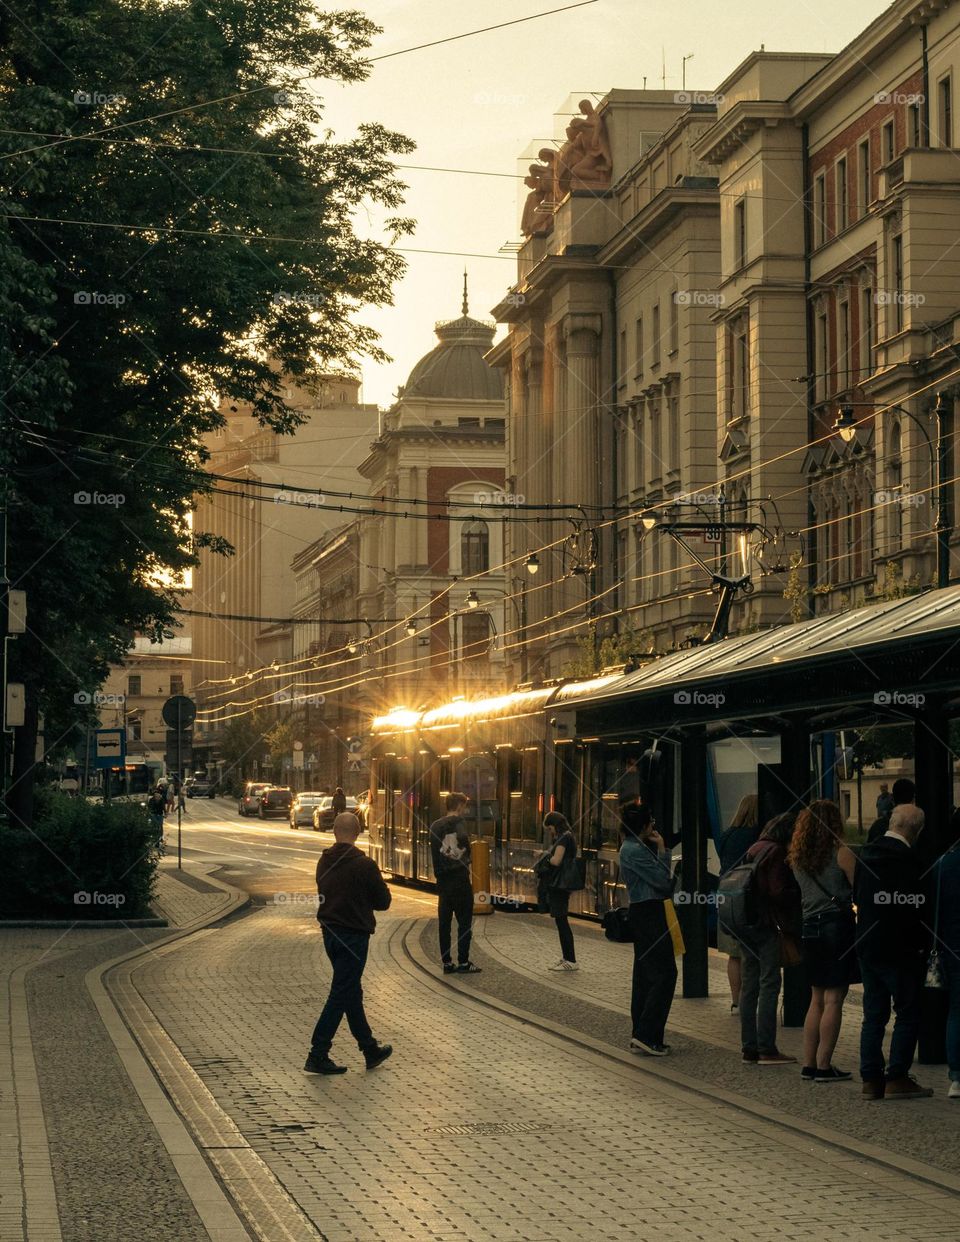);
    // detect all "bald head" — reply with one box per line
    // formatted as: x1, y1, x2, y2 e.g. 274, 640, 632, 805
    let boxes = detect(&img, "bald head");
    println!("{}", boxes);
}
890, 803, 925, 844
333, 812, 362, 843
